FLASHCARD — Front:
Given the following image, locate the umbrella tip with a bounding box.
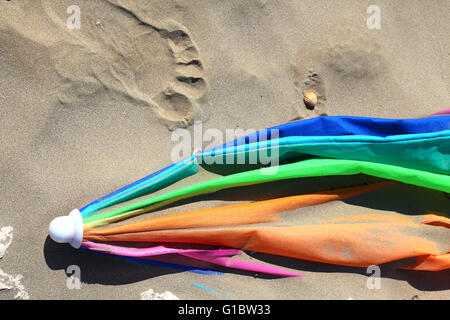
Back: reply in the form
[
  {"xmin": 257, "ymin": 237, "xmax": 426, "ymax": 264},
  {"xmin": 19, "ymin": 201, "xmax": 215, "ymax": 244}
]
[{"xmin": 49, "ymin": 209, "xmax": 83, "ymax": 249}]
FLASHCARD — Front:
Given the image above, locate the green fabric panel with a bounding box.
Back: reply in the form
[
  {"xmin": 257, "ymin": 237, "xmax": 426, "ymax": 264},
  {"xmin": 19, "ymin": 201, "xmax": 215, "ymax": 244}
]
[{"xmin": 83, "ymin": 158, "xmax": 450, "ymax": 224}]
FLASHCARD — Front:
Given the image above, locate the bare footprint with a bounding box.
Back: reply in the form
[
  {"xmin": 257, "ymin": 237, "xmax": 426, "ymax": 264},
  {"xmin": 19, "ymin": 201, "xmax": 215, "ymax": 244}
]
[
  {"xmin": 153, "ymin": 85, "xmax": 198, "ymax": 130},
  {"xmin": 300, "ymin": 70, "xmax": 327, "ymax": 114},
  {"xmin": 292, "ymin": 65, "xmax": 328, "ymax": 119},
  {"xmin": 40, "ymin": 1, "xmax": 208, "ymax": 130}
]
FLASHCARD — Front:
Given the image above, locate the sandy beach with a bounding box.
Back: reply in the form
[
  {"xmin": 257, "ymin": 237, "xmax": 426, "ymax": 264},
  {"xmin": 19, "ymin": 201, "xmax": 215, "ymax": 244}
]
[{"xmin": 0, "ymin": 0, "xmax": 449, "ymax": 300}]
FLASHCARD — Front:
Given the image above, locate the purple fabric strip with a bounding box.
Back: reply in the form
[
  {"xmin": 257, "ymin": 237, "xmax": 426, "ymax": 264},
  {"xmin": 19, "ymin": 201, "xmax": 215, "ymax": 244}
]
[{"xmin": 82, "ymin": 242, "xmax": 304, "ymax": 277}]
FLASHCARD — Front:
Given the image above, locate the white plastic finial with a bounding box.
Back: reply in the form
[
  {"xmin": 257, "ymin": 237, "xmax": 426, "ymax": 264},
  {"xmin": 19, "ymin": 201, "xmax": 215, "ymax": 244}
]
[{"xmin": 49, "ymin": 209, "xmax": 83, "ymax": 248}]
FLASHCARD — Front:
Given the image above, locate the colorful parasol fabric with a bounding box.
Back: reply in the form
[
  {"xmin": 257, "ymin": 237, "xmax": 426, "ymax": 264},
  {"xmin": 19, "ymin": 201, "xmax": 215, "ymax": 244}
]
[
  {"xmin": 49, "ymin": 115, "xmax": 450, "ymax": 276},
  {"xmin": 79, "ymin": 115, "xmax": 450, "ymax": 218}
]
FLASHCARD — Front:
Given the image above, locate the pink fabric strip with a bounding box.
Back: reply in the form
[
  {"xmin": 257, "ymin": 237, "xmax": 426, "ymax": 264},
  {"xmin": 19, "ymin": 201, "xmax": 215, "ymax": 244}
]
[
  {"xmin": 82, "ymin": 241, "xmax": 240, "ymax": 257},
  {"xmin": 180, "ymin": 252, "xmax": 304, "ymax": 277},
  {"xmin": 431, "ymin": 109, "xmax": 450, "ymax": 115},
  {"xmin": 82, "ymin": 241, "xmax": 303, "ymax": 277}
]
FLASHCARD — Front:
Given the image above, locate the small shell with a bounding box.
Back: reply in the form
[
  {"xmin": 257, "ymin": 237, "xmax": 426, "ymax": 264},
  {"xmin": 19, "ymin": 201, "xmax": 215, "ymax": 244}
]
[{"xmin": 303, "ymin": 90, "xmax": 318, "ymax": 109}]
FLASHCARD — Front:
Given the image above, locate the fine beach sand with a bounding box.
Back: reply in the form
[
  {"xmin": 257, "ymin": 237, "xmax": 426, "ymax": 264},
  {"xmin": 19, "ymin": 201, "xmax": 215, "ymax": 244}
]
[{"xmin": 0, "ymin": 0, "xmax": 449, "ymax": 299}]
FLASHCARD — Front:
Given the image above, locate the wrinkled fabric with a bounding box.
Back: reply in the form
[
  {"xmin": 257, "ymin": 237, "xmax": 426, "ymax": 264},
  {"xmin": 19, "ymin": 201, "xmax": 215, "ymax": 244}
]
[
  {"xmin": 83, "ymin": 158, "xmax": 450, "ymax": 227},
  {"xmin": 84, "ymin": 182, "xmax": 393, "ymax": 275},
  {"xmin": 202, "ymin": 131, "xmax": 450, "ymax": 175},
  {"xmin": 73, "ymin": 115, "xmax": 450, "ymax": 273},
  {"xmin": 85, "ymin": 214, "xmax": 449, "ymax": 271},
  {"xmin": 85, "ymin": 181, "xmax": 394, "ymax": 233},
  {"xmin": 81, "ymin": 242, "xmax": 303, "ymax": 277},
  {"xmin": 79, "ymin": 116, "xmax": 450, "ymax": 218},
  {"xmin": 219, "ymin": 116, "xmax": 450, "ymax": 148}
]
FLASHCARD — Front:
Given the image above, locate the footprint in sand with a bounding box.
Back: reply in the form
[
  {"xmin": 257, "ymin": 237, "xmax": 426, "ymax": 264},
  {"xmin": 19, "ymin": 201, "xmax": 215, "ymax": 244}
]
[
  {"xmin": 291, "ymin": 39, "xmax": 329, "ymax": 120},
  {"xmin": 154, "ymin": 24, "xmax": 208, "ymax": 129},
  {"xmin": 40, "ymin": 0, "xmax": 207, "ymax": 130},
  {"xmin": 291, "ymin": 67, "xmax": 328, "ymax": 120},
  {"xmin": 291, "ymin": 35, "xmax": 385, "ymax": 121},
  {"xmin": 299, "ymin": 70, "xmax": 327, "ymax": 115}
]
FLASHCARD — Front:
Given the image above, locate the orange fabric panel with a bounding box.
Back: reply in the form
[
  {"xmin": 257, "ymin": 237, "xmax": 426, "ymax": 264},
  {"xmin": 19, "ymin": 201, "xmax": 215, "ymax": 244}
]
[
  {"xmin": 85, "ymin": 214, "xmax": 446, "ymax": 269},
  {"xmin": 422, "ymin": 212, "xmax": 450, "ymax": 228},
  {"xmin": 402, "ymin": 214, "xmax": 450, "ymax": 271},
  {"xmin": 85, "ymin": 181, "xmax": 394, "ymax": 237},
  {"xmin": 401, "ymin": 253, "xmax": 450, "ymax": 271},
  {"xmin": 324, "ymin": 213, "xmax": 415, "ymax": 224}
]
